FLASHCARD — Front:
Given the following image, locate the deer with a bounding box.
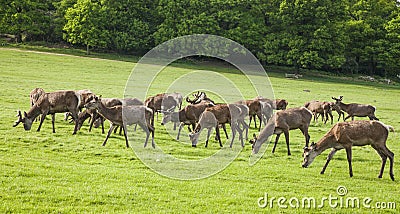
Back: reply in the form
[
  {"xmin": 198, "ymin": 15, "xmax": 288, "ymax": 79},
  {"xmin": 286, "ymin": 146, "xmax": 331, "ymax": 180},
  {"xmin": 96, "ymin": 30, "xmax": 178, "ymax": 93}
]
[
  {"xmin": 146, "ymin": 93, "xmax": 183, "ymax": 126},
  {"xmin": 161, "ymin": 101, "xmax": 215, "ymax": 140},
  {"xmin": 84, "ymin": 96, "xmax": 155, "ymax": 148},
  {"xmin": 13, "ymin": 90, "xmax": 80, "ymax": 133},
  {"xmin": 189, "ymin": 111, "xmax": 218, "ymax": 147},
  {"xmin": 302, "ymin": 120, "xmax": 395, "ymax": 181},
  {"xmin": 64, "ymin": 89, "xmax": 96, "ymax": 122},
  {"xmin": 249, "ymin": 97, "xmax": 288, "ymax": 130},
  {"xmin": 304, "ymin": 100, "xmax": 333, "ymax": 124},
  {"xmin": 190, "ymin": 104, "xmax": 231, "ymax": 147},
  {"xmin": 250, "ymin": 107, "xmax": 313, "ymax": 155},
  {"xmin": 237, "ymin": 99, "xmax": 263, "ymax": 131},
  {"xmin": 332, "ymin": 96, "xmax": 379, "ymax": 121}
]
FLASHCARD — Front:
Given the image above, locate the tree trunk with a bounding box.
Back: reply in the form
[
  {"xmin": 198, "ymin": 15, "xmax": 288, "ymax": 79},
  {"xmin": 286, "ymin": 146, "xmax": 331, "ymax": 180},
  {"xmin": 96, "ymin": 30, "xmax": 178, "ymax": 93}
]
[{"xmin": 86, "ymin": 44, "xmax": 90, "ymax": 55}]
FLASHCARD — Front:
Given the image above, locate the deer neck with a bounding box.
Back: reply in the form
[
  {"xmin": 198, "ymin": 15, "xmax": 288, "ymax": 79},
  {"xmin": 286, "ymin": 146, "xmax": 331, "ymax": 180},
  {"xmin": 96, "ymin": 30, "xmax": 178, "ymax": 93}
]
[
  {"xmin": 96, "ymin": 102, "xmax": 119, "ymax": 121},
  {"xmin": 26, "ymin": 104, "xmax": 42, "ymax": 120},
  {"xmin": 314, "ymin": 134, "xmax": 336, "ymax": 155},
  {"xmin": 338, "ymin": 102, "xmax": 349, "ymax": 112}
]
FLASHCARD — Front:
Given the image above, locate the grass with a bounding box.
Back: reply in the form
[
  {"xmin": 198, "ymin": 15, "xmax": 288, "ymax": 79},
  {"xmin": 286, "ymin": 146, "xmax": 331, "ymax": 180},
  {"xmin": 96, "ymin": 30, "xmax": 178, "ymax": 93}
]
[{"xmin": 0, "ymin": 47, "xmax": 399, "ymax": 213}]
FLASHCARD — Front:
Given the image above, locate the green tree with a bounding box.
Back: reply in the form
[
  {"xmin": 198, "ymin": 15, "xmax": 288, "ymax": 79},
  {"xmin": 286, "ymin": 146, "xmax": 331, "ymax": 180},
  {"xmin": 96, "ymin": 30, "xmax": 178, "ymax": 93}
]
[
  {"xmin": 345, "ymin": 0, "xmax": 398, "ymax": 76},
  {"xmin": 261, "ymin": 0, "xmax": 348, "ymax": 71},
  {"xmin": 0, "ymin": 0, "xmax": 60, "ymax": 42},
  {"xmin": 63, "ymin": 0, "xmax": 110, "ymax": 54}
]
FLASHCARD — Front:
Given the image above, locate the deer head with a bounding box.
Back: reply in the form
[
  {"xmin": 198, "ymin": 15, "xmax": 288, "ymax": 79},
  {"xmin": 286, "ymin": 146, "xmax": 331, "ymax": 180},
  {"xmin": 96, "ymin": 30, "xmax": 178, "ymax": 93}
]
[
  {"xmin": 13, "ymin": 110, "xmax": 33, "ymax": 130},
  {"xmin": 189, "ymin": 131, "xmax": 201, "ymax": 147},
  {"xmin": 302, "ymin": 142, "xmax": 318, "ymax": 168}
]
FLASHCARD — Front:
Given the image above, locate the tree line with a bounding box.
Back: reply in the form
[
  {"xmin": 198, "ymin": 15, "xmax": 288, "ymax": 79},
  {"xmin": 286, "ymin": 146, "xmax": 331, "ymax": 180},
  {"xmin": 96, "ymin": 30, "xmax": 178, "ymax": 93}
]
[{"xmin": 1, "ymin": 0, "xmax": 399, "ymax": 77}]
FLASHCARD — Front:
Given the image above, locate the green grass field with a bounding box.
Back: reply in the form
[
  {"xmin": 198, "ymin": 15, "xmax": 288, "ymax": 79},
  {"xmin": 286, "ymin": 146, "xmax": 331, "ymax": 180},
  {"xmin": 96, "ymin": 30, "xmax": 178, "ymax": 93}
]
[{"xmin": 0, "ymin": 48, "xmax": 399, "ymax": 213}]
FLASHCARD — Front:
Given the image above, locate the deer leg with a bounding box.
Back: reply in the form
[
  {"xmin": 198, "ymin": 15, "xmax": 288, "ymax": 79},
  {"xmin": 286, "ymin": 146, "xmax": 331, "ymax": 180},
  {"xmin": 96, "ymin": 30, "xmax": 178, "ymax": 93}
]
[
  {"xmin": 100, "ymin": 117, "xmax": 105, "ymax": 134},
  {"xmin": 230, "ymin": 123, "xmax": 236, "ymax": 148},
  {"xmin": 299, "ymin": 127, "xmax": 310, "ymax": 147},
  {"xmin": 206, "ymin": 128, "xmax": 213, "ymax": 147},
  {"xmin": 215, "ymin": 125, "xmax": 223, "ymax": 147},
  {"xmin": 176, "ymin": 123, "xmax": 184, "ymax": 140},
  {"xmin": 257, "ymin": 114, "xmax": 263, "ymax": 131},
  {"xmin": 283, "ymin": 130, "xmax": 291, "ymax": 156},
  {"xmin": 241, "ymin": 120, "xmax": 249, "ymax": 140},
  {"xmin": 328, "ymin": 112, "xmax": 333, "ymax": 124},
  {"xmin": 149, "ymin": 124, "xmax": 155, "ymax": 148},
  {"xmin": 345, "ymin": 147, "xmax": 353, "ymax": 177},
  {"xmin": 321, "ymin": 148, "xmax": 338, "ymax": 174},
  {"xmin": 37, "ymin": 112, "xmax": 48, "ymax": 132},
  {"xmin": 89, "ymin": 113, "xmax": 96, "ymax": 132},
  {"xmin": 372, "ymin": 144, "xmax": 392, "ymax": 180},
  {"xmin": 272, "ymin": 134, "xmax": 281, "ymax": 153},
  {"xmin": 343, "ymin": 115, "xmax": 351, "ymax": 121},
  {"xmin": 222, "ymin": 123, "xmax": 229, "ymax": 139},
  {"xmin": 138, "ymin": 122, "xmax": 150, "ymax": 148},
  {"xmin": 103, "ymin": 124, "xmax": 116, "ymax": 146},
  {"xmin": 386, "ymin": 148, "xmax": 395, "ymax": 181},
  {"xmin": 51, "ymin": 114, "xmax": 56, "ymax": 133},
  {"xmin": 249, "ymin": 114, "xmax": 254, "ymax": 128},
  {"xmin": 122, "ymin": 124, "xmax": 129, "ymax": 148},
  {"xmin": 119, "ymin": 126, "xmax": 123, "ymax": 135}
]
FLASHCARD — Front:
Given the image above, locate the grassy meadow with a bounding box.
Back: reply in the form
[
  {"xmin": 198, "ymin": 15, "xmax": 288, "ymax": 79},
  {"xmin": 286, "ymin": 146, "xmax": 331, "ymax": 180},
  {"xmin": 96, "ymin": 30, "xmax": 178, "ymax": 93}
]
[{"xmin": 0, "ymin": 48, "xmax": 399, "ymax": 213}]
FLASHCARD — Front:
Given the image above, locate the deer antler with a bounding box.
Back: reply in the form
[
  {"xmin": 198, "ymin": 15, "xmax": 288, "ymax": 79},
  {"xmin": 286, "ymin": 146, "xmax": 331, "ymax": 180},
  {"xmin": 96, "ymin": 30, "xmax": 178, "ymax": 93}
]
[{"xmin": 13, "ymin": 110, "xmax": 23, "ymax": 127}]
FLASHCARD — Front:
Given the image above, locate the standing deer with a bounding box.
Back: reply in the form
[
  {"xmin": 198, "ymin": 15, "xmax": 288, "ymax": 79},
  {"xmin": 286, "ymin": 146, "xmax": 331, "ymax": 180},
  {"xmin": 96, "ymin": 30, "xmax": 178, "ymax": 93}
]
[
  {"xmin": 332, "ymin": 96, "xmax": 379, "ymax": 121},
  {"xmin": 302, "ymin": 120, "xmax": 395, "ymax": 181},
  {"xmin": 250, "ymin": 107, "xmax": 312, "ymax": 155},
  {"xmin": 13, "ymin": 90, "xmax": 80, "ymax": 133},
  {"xmin": 85, "ymin": 96, "xmax": 155, "ymax": 148}
]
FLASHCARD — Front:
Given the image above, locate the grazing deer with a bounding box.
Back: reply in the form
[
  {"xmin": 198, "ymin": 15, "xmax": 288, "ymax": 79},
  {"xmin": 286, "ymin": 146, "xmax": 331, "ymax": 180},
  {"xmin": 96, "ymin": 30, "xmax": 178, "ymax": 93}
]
[
  {"xmin": 189, "ymin": 111, "xmax": 218, "ymax": 147},
  {"xmin": 302, "ymin": 120, "xmax": 395, "ymax": 181},
  {"xmin": 304, "ymin": 100, "xmax": 333, "ymax": 124},
  {"xmin": 161, "ymin": 101, "xmax": 215, "ymax": 140},
  {"xmin": 85, "ymin": 96, "xmax": 155, "ymax": 148},
  {"xmin": 332, "ymin": 96, "xmax": 379, "ymax": 121},
  {"xmin": 14, "ymin": 90, "xmax": 80, "ymax": 133},
  {"xmin": 250, "ymin": 107, "xmax": 312, "ymax": 155}
]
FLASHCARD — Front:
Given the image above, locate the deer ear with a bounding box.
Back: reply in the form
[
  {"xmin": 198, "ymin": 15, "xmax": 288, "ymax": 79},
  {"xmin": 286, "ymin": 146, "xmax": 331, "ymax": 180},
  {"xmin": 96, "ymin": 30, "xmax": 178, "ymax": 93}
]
[{"xmin": 24, "ymin": 111, "xmax": 28, "ymax": 117}]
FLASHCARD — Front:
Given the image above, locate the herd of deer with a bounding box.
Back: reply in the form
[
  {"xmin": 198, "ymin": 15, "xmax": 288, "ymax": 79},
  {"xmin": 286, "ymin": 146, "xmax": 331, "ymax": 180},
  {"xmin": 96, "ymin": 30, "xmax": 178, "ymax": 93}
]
[{"xmin": 13, "ymin": 88, "xmax": 396, "ymax": 181}]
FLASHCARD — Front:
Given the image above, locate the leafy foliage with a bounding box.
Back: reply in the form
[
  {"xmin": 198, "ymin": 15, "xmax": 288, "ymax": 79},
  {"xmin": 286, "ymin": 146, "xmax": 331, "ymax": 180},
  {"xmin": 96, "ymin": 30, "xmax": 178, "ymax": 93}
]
[{"xmin": 1, "ymin": 0, "xmax": 399, "ymax": 76}]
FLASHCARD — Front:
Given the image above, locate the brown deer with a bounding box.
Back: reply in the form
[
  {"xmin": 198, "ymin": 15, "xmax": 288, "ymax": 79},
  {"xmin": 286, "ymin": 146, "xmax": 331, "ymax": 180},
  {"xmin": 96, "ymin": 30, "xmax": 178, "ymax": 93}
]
[
  {"xmin": 161, "ymin": 101, "xmax": 215, "ymax": 140},
  {"xmin": 302, "ymin": 120, "xmax": 395, "ymax": 181},
  {"xmin": 201, "ymin": 104, "xmax": 231, "ymax": 147},
  {"xmin": 332, "ymin": 96, "xmax": 378, "ymax": 121},
  {"xmin": 85, "ymin": 96, "xmax": 155, "ymax": 148},
  {"xmin": 146, "ymin": 93, "xmax": 183, "ymax": 126},
  {"xmin": 304, "ymin": 100, "xmax": 333, "ymax": 124},
  {"xmin": 14, "ymin": 90, "xmax": 80, "ymax": 133},
  {"xmin": 250, "ymin": 107, "xmax": 312, "ymax": 155}
]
